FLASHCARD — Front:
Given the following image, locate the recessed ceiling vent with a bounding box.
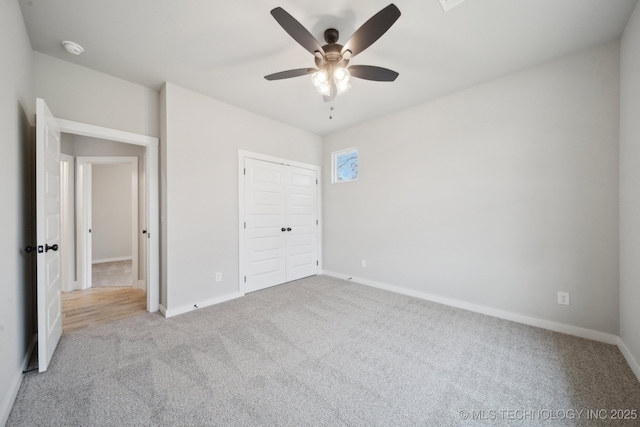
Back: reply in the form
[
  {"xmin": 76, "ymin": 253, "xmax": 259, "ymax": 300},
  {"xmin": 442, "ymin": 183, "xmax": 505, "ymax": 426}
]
[{"xmin": 439, "ymin": 0, "xmax": 468, "ymax": 12}]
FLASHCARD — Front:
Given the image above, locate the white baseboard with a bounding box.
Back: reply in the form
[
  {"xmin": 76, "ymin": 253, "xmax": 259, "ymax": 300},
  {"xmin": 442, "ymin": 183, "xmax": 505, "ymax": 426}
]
[
  {"xmin": 617, "ymin": 338, "xmax": 640, "ymax": 383},
  {"xmin": 159, "ymin": 304, "xmax": 167, "ymax": 317},
  {"xmin": 134, "ymin": 279, "xmax": 146, "ymax": 291},
  {"xmin": 92, "ymin": 256, "xmax": 132, "ymax": 264},
  {"xmin": 162, "ymin": 292, "xmax": 244, "ymax": 318},
  {"xmin": 1, "ymin": 334, "xmax": 37, "ymax": 426},
  {"xmin": 323, "ymin": 271, "xmax": 619, "ymax": 345},
  {"xmin": 63, "ymin": 280, "xmax": 81, "ymax": 293}
]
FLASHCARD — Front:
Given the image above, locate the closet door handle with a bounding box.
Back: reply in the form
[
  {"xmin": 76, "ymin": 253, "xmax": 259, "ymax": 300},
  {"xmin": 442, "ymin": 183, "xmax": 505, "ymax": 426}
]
[
  {"xmin": 287, "ymin": 227, "xmax": 292, "ymax": 232},
  {"xmin": 281, "ymin": 228, "xmax": 286, "ymax": 232},
  {"xmin": 45, "ymin": 244, "xmax": 59, "ymax": 252}
]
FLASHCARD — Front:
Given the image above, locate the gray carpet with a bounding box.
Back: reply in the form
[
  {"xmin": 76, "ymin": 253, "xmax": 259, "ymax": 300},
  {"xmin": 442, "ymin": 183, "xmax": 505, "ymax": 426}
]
[
  {"xmin": 92, "ymin": 260, "xmax": 133, "ymax": 287},
  {"xmin": 8, "ymin": 275, "xmax": 640, "ymax": 426}
]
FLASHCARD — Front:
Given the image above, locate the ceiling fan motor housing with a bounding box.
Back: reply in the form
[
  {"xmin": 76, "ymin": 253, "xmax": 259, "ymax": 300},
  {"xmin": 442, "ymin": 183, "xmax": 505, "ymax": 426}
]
[
  {"xmin": 315, "ymin": 42, "xmax": 349, "ymax": 69},
  {"xmin": 324, "ymin": 28, "xmax": 340, "ymax": 44}
]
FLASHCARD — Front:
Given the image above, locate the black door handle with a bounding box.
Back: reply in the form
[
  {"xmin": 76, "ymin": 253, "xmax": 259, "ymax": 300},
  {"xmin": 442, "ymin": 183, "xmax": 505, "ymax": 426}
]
[
  {"xmin": 45, "ymin": 244, "xmax": 59, "ymax": 252},
  {"xmin": 24, "ymin": 245, "xmax": 36, "ymax": 254},
  {"xmin": 287, "ymin": 227, "xmax": 292, "ymax": 232},
  {"xmin": 281, "ymin": 228, "xmax": 286, "ymax": 232}
]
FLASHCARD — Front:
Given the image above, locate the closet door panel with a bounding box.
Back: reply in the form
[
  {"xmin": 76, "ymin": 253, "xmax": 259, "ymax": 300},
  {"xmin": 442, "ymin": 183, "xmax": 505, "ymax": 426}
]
[
  {"xmin": 286, "ymin": 166, "xmax": 318, "ymax": 282},
  {"xmin": 244, "ymin": 159, "xmax": 287, "ymax": 292}
]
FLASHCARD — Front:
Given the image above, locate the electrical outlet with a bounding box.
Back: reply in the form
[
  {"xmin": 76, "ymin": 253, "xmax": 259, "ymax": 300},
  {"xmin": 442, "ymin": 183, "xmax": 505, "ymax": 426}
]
[
  {"xmin": 361, "ymin": 260, "xmax": 367, "ymax": 268},
  {"xmin": 215, "ymin": 272, "xmax": 222, "ymax": 282},
  {"xmin": 557, "ymin": 292, "xmax": 570, "ymax": 306}
]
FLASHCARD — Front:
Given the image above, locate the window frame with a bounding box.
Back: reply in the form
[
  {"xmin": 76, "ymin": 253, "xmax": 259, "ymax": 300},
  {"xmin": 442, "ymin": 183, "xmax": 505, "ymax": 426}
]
[{"xmin": 331, "ymin": 148, "xmax": 359, "ymax": 183}]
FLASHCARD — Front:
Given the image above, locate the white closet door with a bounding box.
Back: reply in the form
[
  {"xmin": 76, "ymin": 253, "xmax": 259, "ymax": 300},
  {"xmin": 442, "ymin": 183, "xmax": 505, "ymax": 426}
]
[
  {"xmin": 244, "ymin": 158, "xmax": 287, "ymax": 292},
  {"xmin": 243, "ymin": 158, "xmax": 319, "ymax": 292},
  {"xmin": 285, "ymin": 166, "xmax": 318, "ymax": 281}
]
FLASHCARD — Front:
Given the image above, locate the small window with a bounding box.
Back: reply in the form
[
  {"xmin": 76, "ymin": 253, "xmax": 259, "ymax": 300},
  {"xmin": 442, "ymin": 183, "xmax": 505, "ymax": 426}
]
[{"xmin": 332, "ymin": 148, "xmax": 358, "ymax": 183}]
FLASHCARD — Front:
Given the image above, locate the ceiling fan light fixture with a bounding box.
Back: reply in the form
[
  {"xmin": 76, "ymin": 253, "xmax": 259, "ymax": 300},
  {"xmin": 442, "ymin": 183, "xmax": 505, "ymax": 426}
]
[
  {"xmin": 315, "ymin": 81, "xmax": 331, "ymax": 96},
  {"xmin": 312, "ymin": 69, "xmax": 329, "ymax": 87},
  {"xmin": 334, "ymin": 68, "xmax": 351, "ymax": 94},
  {"xmin": 312, "ymin": 70, "xmax": 331, "ymax": 95}
]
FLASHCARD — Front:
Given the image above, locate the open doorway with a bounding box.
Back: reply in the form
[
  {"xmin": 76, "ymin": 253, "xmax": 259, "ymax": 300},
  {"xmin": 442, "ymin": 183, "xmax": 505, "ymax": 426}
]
[
  {"xmin": 58, "ymin": 133, "xmax": 155, "ymax": 332},
  {"xmin": 77, "ymin": 156, "xmax": 140, "ymax": 291},
  {"xmin": 90, "ymin": 162, "xmax": 137, "ymax": 289},
  {"xmin": 90, "ymin": 163, "xmax": 137, "ymax": 288}
]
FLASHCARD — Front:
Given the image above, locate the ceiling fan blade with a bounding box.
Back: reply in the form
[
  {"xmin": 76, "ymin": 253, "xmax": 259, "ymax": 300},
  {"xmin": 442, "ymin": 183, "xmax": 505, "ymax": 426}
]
[
  {"xmin": 271, "ymin": 7, "xmax": 325, "ymax": 56},
  {"xmin": 341, "ymin": 4, "xmax": 401, "ymax": 58},
  {"xmin": 348, "ymin": 65, "xmax": 399, "ymax": 82},
  {"xmin": 264, "ymin": 68, "xmax": 317, "ymax": 81}
]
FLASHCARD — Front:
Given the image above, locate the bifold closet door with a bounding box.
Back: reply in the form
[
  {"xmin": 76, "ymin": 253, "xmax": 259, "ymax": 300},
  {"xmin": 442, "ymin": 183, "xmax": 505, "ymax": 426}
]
[{"xmin": 244, "ymin": 158, "xmax": 318, "ymax": 293}]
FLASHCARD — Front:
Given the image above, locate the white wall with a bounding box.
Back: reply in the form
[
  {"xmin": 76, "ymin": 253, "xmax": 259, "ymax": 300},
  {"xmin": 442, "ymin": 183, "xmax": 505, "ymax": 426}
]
[
  {"xmin": 0, "ymin": 1, "xmax": 34, "ymax": 424},
  {"xmin": 34, "ymin": 52, "xmax": 159, "ymax": 137},
  {"xmin": 92, "ymin": 164, "xmax": 133, "ymax": 262},
  {"xmin": 162, "ymin": 83, "xmax": 322, "ymax": 312},
  {"xmin": 323, "ymin": 42, "xmax": 620, "ymax": 335},
  {"xmin": 619, "ymin": 1, "xmax": 640, "ymax": 375}
]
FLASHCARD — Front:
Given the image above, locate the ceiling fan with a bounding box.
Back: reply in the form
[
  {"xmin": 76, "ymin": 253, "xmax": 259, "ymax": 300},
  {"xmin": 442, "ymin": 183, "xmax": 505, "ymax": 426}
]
[{"xmin": 264, "ymin": 4, "xmax": 401, "ymax": 102}]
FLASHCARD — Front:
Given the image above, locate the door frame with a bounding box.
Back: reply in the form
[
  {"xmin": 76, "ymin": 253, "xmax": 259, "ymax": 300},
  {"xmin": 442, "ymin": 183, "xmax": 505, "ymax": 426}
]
[
  {"xmin": 237, "ymin": 150, "xmax": 323, "ymax": 295},
  {"xmin": 58, "ymin": 119, "xmax": 160, "ymax": 312},
  {"xmin": 60, "ymin": 153, "xmax": 77, "ymax": 292},
  {"xmin": 76, "ymin": 156, "xmax": 139, "ymax": 290}
]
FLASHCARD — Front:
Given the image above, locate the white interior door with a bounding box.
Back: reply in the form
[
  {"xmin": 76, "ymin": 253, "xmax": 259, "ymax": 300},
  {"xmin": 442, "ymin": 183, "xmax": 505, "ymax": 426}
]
[
  {"xmin": 36, "ymin": 98, "xmax": 62, "ymax": 372},
  {"xmin": 286, "ymin": 166, "xmax": 318, "ymax": 281},
  {"xmin": 244, "ymin": 158, "xmax": 318, "ymax": 292},
  {"xmin": 244, "ymin": 158, "xmax": 287, "ymax": 292}
]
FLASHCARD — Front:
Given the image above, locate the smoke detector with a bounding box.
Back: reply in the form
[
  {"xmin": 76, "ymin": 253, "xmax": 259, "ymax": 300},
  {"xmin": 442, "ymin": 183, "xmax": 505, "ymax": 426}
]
[
  {"xmin": 439, "ymin": 0, "xmax": 468, "ymax": 12},
  {"xmin": 61, "ymin": 40, "xmax": 84, "ymax": 55}
]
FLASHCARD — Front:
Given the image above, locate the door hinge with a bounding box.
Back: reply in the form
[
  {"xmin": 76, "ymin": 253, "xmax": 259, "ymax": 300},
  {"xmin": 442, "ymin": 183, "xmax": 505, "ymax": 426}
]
[
  {"xmin": 244, "ymin": 276, "xmax": 246, "ymax": 283},
  {"xmin": 316, "ymin": 179, "xmax": 318, "ymax": 185},
  {"xmin": 316, "ymin": 260, "xmax": 319, "ymax": 266},
  {"xmin": 244, "ymin": 222, "xmax": 246, "ymax": 229},
  {"xmin": 244, "ymin": 168, "xmax": 246, "ymax": 175},
  {"xmin": 316, "ymin": 220, "xmax": 318, "ymax": 225}
]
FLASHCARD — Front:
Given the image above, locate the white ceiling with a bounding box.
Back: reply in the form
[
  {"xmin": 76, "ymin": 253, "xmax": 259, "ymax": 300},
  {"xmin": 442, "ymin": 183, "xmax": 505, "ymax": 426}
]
[{"xmin": 19, "ymin": 0, "xmax": 638, "ymax": 136}]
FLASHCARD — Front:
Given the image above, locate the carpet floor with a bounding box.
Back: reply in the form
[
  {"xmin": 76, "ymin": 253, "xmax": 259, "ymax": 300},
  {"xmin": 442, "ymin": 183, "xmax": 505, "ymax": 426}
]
[
  {"xmin": 8, "ymin": 275, "xmax": 640, "ymax": 426},
  {"xmin": 92, "ymin": 260, "xmax": 133, "ymax": 287}
]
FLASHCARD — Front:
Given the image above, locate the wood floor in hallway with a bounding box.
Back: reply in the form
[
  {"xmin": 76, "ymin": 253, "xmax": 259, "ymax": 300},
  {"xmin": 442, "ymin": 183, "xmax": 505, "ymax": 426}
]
[{"xmin": 61, "ymin": 287, "xmax": 147, "ymax": 333}]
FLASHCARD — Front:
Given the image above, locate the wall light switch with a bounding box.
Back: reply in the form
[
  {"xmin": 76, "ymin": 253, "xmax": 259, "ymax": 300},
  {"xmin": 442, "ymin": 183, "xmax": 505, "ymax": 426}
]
[
  {"xmin": 361, "ymin": 260, "xmax": 367, "ymax": 268},
  {"xmin": 215, "ymin": 272, "xmax": 222, "ymax": 282}
]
